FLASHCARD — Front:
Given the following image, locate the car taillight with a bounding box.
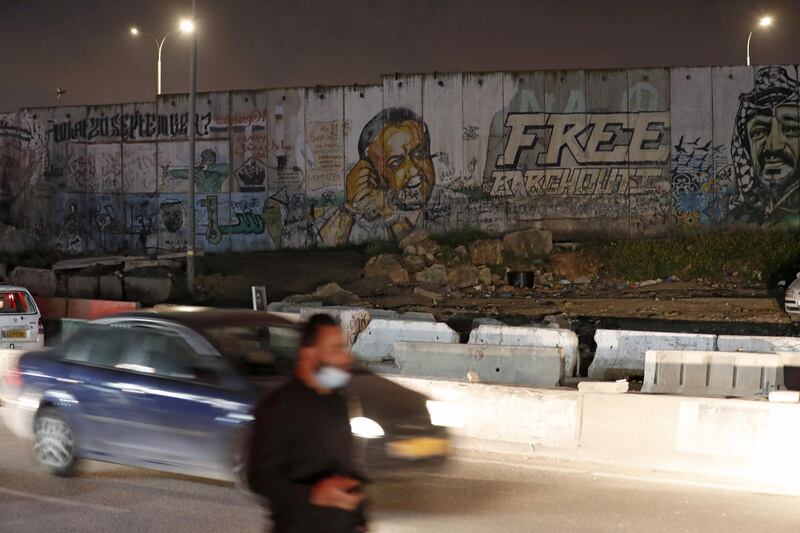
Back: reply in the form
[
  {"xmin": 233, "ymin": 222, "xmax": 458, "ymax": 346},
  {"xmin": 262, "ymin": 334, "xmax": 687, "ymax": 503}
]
[
  {"xmin": 4, "ymin": 364, "xmax": 21, "ymax": 388},
  {"xmin": 38, "ymin": 317, "xmax": 44, "ymax": 336}
]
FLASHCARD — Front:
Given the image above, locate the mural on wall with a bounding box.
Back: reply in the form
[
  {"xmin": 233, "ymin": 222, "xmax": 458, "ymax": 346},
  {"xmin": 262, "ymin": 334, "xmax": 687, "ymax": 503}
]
[
  {"xmin": 728, "ymin": 66, "xmax": 799, "ymax": 227},
  {"xmin": 319, "ymin": 107, "xmax": 437, "ymax": 246},
  {"xmin": 2, "ymin": 65, "xmax": 800, "ymax": 257}
]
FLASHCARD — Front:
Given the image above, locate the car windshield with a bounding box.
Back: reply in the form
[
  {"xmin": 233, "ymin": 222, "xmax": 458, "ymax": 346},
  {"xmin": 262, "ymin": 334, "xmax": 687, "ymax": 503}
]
[
  {"xmin": 0, "ymin": 290, "xmax": 36, "ymax": 314},
  {"xmin": 201, "ymin": 322, "xmax": 299, "ymax": 376}
]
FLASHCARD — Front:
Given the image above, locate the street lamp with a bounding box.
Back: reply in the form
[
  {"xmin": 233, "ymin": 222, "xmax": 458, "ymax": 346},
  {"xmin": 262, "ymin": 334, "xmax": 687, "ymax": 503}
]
[
  {"xmin": 129, "ymin": 19, "xmax": 194, "ymax": 95},
  {"xmin": 747, "ymin": 15, "xmax": 773, "ymax": 66}
]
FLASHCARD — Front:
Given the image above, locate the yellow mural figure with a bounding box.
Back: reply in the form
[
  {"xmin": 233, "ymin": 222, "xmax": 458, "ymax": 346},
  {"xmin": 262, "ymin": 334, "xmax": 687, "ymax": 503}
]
[{"xmin": 320, "ymin": 108, "xmax": 436, "ymax": 245}]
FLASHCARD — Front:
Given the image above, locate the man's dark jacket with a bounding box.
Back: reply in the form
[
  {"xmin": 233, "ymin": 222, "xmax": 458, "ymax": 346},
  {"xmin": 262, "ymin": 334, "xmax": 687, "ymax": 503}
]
[{"xmin": 247, "ymin": 378, "xmax": 366, "ymax": 532}]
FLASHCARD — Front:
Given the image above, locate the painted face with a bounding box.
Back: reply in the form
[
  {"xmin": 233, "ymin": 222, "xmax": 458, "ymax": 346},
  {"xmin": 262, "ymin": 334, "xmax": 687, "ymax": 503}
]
[
  {"xmin": 747, "ymin": 104, "xmax": 800, "ymax": 191},
  {"xmin": 160, "ymin": 200, "xmax": 184, "ymax": 233},
  {"xmin": 367, "ymin": 120, "xmax": 435, "ymax": 211}
]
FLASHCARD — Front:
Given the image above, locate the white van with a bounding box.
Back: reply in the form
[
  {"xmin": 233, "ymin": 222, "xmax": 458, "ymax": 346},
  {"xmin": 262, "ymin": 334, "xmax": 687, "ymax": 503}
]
[{"xmin": 0, "ymin": 286, "xmax": 43, "ymax": 350}]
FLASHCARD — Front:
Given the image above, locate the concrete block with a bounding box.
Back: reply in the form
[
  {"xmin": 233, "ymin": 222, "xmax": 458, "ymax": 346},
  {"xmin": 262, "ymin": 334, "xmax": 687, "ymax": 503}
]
[
  {"xmin": 399, "ymin": 311, "xmax": 435, "ymax": 322},
  {"xmin": 642, "ymin": 350, "xmax": 782, "ymax": 397},
  {"xmin": 395, "ymin": 341, "xmax": 563, "ymax": 386},
  {"xmin": 267, "ymin": 302, "xmax": 302, "ymax": 314},
  {"xmin": 589, "ymin": 329, "xmax": 716, "ymax": 380},
  {"xmin": 99, "ymin": 275, "xmax": 123, "ymax": 301},
  {"xmin": 351, "ymin": 319, "xmax": 459, "ymax": 362},
  {"xmin": 769, "ymin": 390, "xmax": 800, "ymax": 403},
  {"xmin": 33, "ymin": 296, "xmax": 68, "ymax": 320},
  {"xmin": 577, "ymin": 381, "xmax": 629, "ymax": 393},
  {"xmin": 8, "ymin": 267, "xmax": 57, "ymax": 297},
  {"xmin": 468, "ymin": 325, "xmax": 579, "ymax": 377},
  {"xmin": 66, "ymin": 299, "xmax": 139, "ymax": 320},
  {"xmin": 717, "ymin": 335, "xmax": 800, "ymax": 353},
  {"xmin": 67, "ymin": 276, "xmax": 99, "ymax": 299},
  {"xmin": 386, "ymin": 376, "xmax": 580, "ymax": 449},
  {"xmin": 299, "ymin": 306, "xmax": 370, "ymax": 347},
  {"xmin": 124, "ymin": 276, "xmax": 172, "ymax": 305}
]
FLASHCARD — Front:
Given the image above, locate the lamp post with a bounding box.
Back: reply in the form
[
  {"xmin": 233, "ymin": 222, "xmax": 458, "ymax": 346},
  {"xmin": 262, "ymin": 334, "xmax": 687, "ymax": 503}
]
[
  {"xmin": 747, "ymin": 15, "xmax": 773, "ymax": 66},
  {"xmin": 186, "ymin": 1, "xmax": 197, "ymax": 296},
  {"xmin": 130, "ymin": 19, "xmax": 194, "ymax": 95}
]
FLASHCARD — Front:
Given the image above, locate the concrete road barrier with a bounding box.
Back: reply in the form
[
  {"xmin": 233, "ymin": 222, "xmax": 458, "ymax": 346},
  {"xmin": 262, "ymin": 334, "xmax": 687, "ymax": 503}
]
[
  {"xmin": 395, "ymin": 341, "xmax": 563, "ymax": 386},
  {"xmin": 386, "ymin": 376, "xmax": 579, "ymax": 451},
  {"xmin": 589, "ymin": 329, "xmax": 717, "ymax": 380},
  {"xmin": 298, "ymin": 306, "xmax": 370, "ymax": 348},
  {"xmin": 351, "ymin": 319, "xmax": 459, "ymax": 362},
  {"xmin": 717, "ymin": 335, "xmax": 800, "ymax": 353},
  {"xmin": 643, "ymin": 350, "xmax": 782, "ymax": 397},
  {"xmin": 388, "ymin": 376, "xmax": 800, "ymax": 494},
  {"xmin": 468, "ymin": 325, "xmax": 579, "ymax": 378}
]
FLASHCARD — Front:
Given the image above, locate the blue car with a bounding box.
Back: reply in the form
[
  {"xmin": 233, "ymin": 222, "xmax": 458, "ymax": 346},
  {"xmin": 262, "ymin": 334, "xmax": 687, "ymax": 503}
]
[{"xmin": 0, "ymin": 309, "xmax": 449, "ymax": 481}]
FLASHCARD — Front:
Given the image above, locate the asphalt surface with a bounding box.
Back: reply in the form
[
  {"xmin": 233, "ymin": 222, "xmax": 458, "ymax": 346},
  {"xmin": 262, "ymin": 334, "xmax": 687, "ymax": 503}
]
[{"xmin": 1, "ymin": 423, "xmax": 799, "ymax": 532}]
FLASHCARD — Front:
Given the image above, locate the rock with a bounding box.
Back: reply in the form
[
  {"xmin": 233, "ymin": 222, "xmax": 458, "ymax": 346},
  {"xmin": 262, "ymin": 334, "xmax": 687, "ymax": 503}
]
[
  {"xmin": 8, "ymin": 267, "xmax": 57, "ymax": 297},
  {"xmin": 454, "ymin": 245, "xmax": 469, "ymax": 260},
  {"xmin": 125, "ymin": 276, "xmax": 172, "ymax": 305},
  {"xmin": 415, "ymin": 264, "xmax": 448, "ymax": 286},
  {"xmin": 543, "ymin": 313, "xmax": 572, "ymax": 330},
  {"xmin": 416, "ymin": 239, "xmax": 441, "ymax": 256},
  {"xmin": 472, "ymin": 317, "xmax": 504, "ymax": 328},
  {"xmin": 403, "ymin": 245, "xmax": 418, "ymax": 256},
  {"xmin": 491, "ymin": 274, "xmax": 504, "ymax": 285},
  {"xmin": 363, "ymin": 254, "xmax": 411, "ymax": 285},
  {"xmin": 468, "ymin": 239, "xmax": 504, "ymax": 265},
  {"xmin": 574, "ymin": 275, "xmax": 592, "ymax": 285},
  {"xmin": 547, "ymin": 251, "xmax": 599, "ymax": 281},
  {"xmin": 447, "ymin": 264, "xmax": 480, "ymax": 288},
  {"xmin": 424, "ymin": 253, "xmax": 437, "ymax": 266},
  {"xmin": 399, "ymin": 229, "xmax": 429, "ymax": 250},
  {"xmin": 413, "ymin": 286, "xmax": 442, "ymax": 301},
  {"xmin": 503, "ymin": 228, "xmax": 553, "ymax": 258},
  {"xmin": 0, "ymin": 224, "xmax": 36, "ymax": 254},
  {"xmin": 478, "ymin": 266, "xmax": 492, "ymax": 286},
  {"xmin": 402, "ymin": 255, "xmax": 427, "ymax": 273},
  {"xmin": 312, "ymin": 282, "xmax": 360, "ymax": 304}
]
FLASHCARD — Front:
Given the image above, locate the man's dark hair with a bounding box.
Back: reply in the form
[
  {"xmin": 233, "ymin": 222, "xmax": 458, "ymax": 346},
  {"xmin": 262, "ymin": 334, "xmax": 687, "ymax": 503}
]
[
  {"xmin": 357, "ymin": 107, "xmax": 430, "ymax": 160},
  {"xmin": 300, "ymin": 313, "xmax": 338, "ymax": 347}
]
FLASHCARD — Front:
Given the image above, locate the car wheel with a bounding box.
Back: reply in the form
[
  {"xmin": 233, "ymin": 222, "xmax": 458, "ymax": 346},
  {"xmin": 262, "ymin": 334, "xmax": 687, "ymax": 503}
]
[{"xmin": 33, "ymin": 407, "xmax": 79, "ymax": 476}]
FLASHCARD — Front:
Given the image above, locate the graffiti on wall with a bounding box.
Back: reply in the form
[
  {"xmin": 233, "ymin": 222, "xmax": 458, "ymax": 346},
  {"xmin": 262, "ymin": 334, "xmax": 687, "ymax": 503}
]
[{"xmin": 2, "ymin": 65, "xmax": 800, "ymax": 257}]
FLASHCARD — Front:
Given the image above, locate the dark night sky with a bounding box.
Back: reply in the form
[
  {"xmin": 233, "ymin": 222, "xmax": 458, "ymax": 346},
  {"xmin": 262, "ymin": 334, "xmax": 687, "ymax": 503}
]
[{"xmin": 2, "ymin": 0, "xmax": 800, "ymax": 112}]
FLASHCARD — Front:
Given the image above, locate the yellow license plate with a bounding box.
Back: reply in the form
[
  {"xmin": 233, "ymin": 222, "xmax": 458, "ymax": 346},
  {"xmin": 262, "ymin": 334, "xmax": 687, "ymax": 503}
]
[
  {"xmin": 3, "ymin": 329, "xmax": 26, "ymax": 339},
  {"xmin": 386, "ymin": 438, "xmax": 449, "ymax": 459}
]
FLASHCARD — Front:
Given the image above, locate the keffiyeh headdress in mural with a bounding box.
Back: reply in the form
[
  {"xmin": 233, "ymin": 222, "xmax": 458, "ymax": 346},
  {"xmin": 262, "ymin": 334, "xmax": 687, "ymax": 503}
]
[{"xmin": 730, "ymin": 66, "xmax": 800, "ymax": 209}]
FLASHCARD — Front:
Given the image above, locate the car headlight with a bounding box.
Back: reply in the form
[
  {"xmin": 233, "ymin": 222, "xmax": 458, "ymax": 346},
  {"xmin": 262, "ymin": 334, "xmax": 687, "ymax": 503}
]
[
  {"xmin": 349, "ymin": 417, "xmax": 385, "ymax": 438},
  {"xmin": 426, "ymin": 400, "xmax": 466, "ymax": 428}
]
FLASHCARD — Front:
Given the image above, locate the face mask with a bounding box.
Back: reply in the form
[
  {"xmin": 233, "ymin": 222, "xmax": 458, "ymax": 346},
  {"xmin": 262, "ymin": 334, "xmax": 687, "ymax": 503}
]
[{"xmin": 315, "ymin": 366, "xmax": 351, "ymax": 389}]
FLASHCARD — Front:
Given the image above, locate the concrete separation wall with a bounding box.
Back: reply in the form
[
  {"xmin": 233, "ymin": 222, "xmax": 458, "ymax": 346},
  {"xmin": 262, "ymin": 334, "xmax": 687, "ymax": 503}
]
[
  {"xmin": 395, "ymin": 341, "xmax": 563, "ymax": 386},
  {"xmin": 642, "ymin": 350, "xmax": 782, "ymax": 397},
  {"xmin": 468, "ymin": 324, "xmax": 579, "ymax": 378},
  {"xmin": 589, "ymin": 329, "xmax": 717, "ymax": 380},
  {"xmin": 388, "ymin": 376, "xmax": 800, "ymax": 494},
  {"xmin": 351, "ymin": 319, "xmax": 459, "ymax": 362}
]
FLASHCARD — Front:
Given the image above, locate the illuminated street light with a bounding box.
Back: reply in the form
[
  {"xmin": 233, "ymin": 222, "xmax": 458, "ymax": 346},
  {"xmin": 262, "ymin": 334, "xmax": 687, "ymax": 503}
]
[
  {"xmin": 747, "ymin": 15, "xmax": 774, "ymax": 66},
  {"xmin": 129, "ymin": 19, "xmax": 195, "ymax": 95}
]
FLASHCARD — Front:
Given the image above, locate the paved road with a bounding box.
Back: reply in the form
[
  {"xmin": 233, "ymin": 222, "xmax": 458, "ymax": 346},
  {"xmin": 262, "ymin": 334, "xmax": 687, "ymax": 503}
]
[{"xmin": 1, "ymin": 424, "xmax": 798, "ymax": 533}]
